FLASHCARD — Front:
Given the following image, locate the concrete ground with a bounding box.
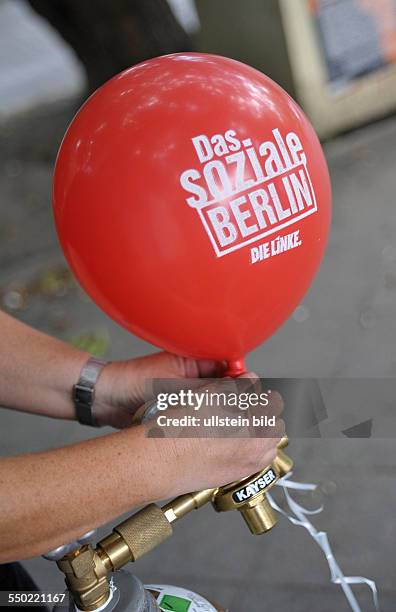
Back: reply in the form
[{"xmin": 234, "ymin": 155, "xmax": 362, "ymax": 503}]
[{"xmin": 0, "ymin": 2, "xmax": 396, "ymax": 611}]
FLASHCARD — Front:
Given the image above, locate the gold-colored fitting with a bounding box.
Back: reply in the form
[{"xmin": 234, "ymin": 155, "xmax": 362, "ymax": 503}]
[
  {"xmin": 98, "ymin": 503, "xmax": 173, "ymax": 570},
  {"xmin": 162, "ymin": 489, "xmax": 217, "ymax": 523},
  {"xmin": 56, "ymin": 438, "xmax": 292, "ymax": 610},
  {"xmin": 211, "ymin": 437, "xmax": 293, "ymax": 534},
  {"xmin": 56, "ymin": 546, "xmax": 110, "ymax": 611},
  {"xmin": 239, "ymin": 495, "xmax": 277, "ymax": 534},
  {"xmin": 58, "ymin": 505, "xmax": 175, "ymax": 610}
]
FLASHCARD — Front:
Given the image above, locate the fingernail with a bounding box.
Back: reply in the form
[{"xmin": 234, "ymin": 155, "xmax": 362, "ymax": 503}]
[{"xmin": 237, "ymin": 371, "xmax": 258, "ymax": 380}]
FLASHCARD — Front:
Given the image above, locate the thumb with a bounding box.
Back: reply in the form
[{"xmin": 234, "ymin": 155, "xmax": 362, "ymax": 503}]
[{"xmin": 132, "ymin": 351, "xmax": 225, "ymax": 379}]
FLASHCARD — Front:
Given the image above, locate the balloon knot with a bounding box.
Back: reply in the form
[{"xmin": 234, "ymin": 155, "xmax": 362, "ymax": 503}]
[{"xmin": 225, "ymin": 358, "xmax": 246, "ymax": 377}]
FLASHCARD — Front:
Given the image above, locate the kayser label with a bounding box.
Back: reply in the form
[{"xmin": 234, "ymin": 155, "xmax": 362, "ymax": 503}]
[
  {"xmin": 232, "ymin": 468, "xmax": 277, "ymax": 503},
  {"xmin": 179, "ymin": 128, "xmax": 317, "ymax": 260}
]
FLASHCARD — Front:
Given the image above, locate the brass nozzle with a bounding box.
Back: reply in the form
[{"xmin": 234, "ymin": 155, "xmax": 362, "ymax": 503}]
[
  {"xmin": 240, "ymin": 495, "xmax": 278, "ymax": 534},
  {"xmin": 211, "ymin": 436, "xmax": 293, "ymax": 534}
]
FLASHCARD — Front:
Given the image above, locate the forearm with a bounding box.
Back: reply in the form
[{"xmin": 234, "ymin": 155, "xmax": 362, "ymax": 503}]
[
  {"xmin": 0, "ymin": 310, "xmax": 88, "ymax": 419},
  {"xmin": 0, "ymin": 426, "xmax": 182, "ymax": 562}
]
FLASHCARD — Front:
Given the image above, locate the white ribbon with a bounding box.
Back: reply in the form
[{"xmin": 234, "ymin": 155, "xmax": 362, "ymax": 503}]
[{"xmin": 267, "ymin": 472, "xmax": 380, "ymax": 612}]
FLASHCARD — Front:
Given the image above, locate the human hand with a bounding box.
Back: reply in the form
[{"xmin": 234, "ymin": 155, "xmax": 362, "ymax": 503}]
[
  {"xmin": 143, "ymin": 373, "xmax": 283, "ymax": 438},
  {"xmin": 137, "ymin": 373, "xmax": 285, "ymax": 492},
  {"xmin": 146, "ymin": 385, "xmax": 285, "ymax": 493},
  {"xmin": 94, "ymin": 351, "xmax": 225, "ymax": 428}
]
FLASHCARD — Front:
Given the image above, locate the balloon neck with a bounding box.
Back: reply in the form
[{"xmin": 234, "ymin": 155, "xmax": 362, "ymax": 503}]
[{"xmin": 225, "ymin": 358, "xmax": 246, "ymax": 378}]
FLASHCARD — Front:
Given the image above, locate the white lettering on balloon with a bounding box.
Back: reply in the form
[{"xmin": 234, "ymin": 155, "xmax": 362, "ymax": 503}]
[{"xmin": 179, "ymin": 128, "xmax": 317, "ymax": 260}]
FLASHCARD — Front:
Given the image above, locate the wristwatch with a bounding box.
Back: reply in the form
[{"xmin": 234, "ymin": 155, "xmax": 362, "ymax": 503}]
[{"xmin": 73, "ymin": 357, "xmax": 108, "ymax": 427}]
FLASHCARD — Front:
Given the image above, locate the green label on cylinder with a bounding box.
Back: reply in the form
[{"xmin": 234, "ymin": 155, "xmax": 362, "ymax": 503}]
[{"xmin": 160, "ymin": 594, "xmax": 191, "ymax": 611}]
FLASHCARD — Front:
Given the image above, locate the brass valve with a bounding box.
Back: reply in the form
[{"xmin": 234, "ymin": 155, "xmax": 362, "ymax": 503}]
[
  {"xmin": 55, "ymin": 438, "xmax": 292, "ymax": 610},
  {"xmin": 56, "ymin": 546, "xmax": 110, "ymax": 611},
  {"xmin": 211, "ymin": 437, "xmax": 293, "ymax": 534}
]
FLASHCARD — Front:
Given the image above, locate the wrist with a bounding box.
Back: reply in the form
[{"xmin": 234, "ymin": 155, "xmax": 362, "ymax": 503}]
[
  {"xmin": 93, "ymin": 360, "xmax": 144, "ymax": 428},
  {"xmin": 92, "ymin": 361, "xmax": 126, "ymax": 426},
  {"xmin": 0, "ymin": 311, "xmax": 91, "ymax": 420},
  {"xmin": 52, "ymin": 348, "xmax": 91, "ymax": 420},
  {"xmin": 73, "ymin": 356, "xmax": 110, "ymax": 426},
  {"xmin": 142, "ymin": 436, "xmax": 193, "ymax": 501},
  {"xmin": 23, "ymin": 346, "xmax": 90, "ymax": 421}
]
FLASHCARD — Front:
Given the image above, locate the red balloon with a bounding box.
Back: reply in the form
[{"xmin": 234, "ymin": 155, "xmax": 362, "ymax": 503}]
[{"xmin": 53, "ymin": 53, "xmax": 331, "ymax": 368}]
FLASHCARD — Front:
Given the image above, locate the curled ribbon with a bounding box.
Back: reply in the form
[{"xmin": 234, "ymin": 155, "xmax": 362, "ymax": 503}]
[{"xmin": 267, "ymin": 472, "xmax": 380, "ymax": 612}]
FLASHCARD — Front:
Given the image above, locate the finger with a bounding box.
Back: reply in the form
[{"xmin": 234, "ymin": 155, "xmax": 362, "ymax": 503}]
[
  {"xmin": 268, "ymin": 391, "xmax": 284, "ymax": 415},
  {"xmin": 183, "ymin": 357, "xmax": 227, "ymax": 378}
]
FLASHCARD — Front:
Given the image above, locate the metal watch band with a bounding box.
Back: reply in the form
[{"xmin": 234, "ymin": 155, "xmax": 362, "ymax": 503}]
[
  {"xmin": 73, "ymin": 357, "xmax": 108, "ymax": 427},
  {"xmin": 141, "ymin": 399, "xmax": 161, "ymax": 423}
]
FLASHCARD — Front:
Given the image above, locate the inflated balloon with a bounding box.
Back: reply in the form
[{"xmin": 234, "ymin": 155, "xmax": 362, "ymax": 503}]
[{"xmin": 53, "ymin": 53, "xmax": 331, "ymax": 369}]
